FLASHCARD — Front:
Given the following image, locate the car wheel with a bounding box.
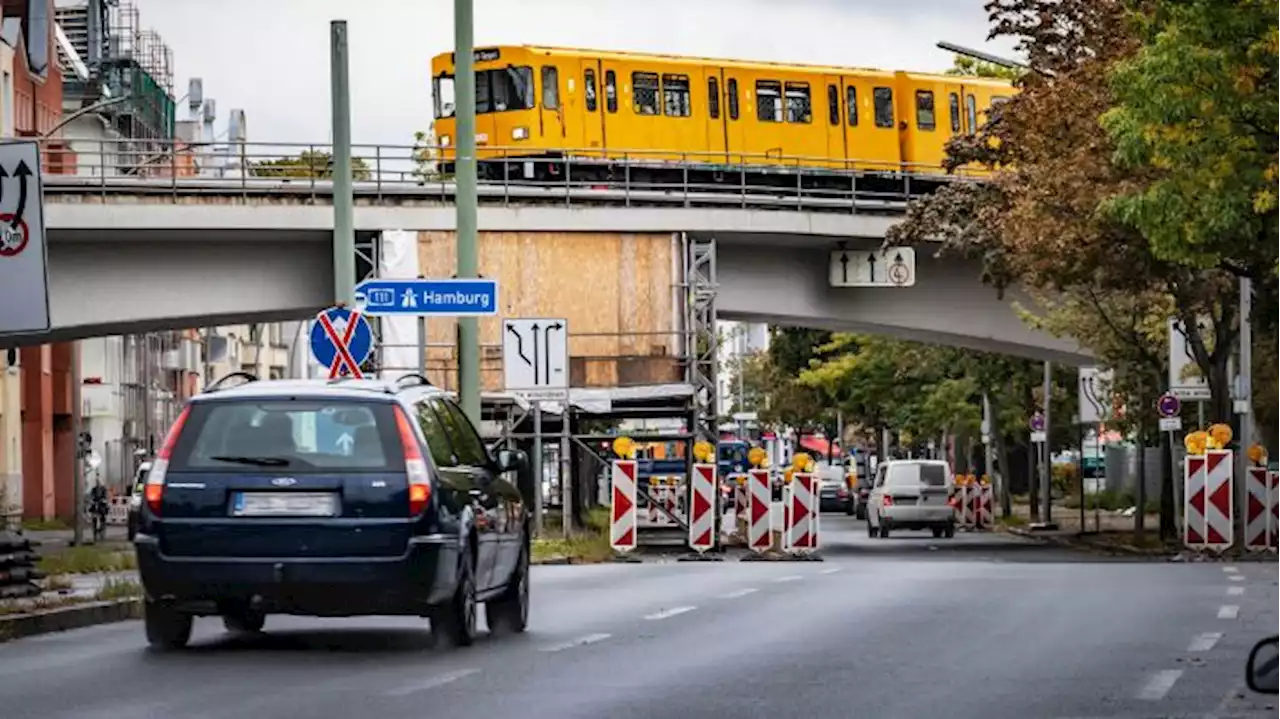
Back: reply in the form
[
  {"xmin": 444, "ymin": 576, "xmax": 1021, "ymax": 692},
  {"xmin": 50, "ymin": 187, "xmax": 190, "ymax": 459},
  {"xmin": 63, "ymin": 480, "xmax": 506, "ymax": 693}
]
[
  {"xmin": 866, "ymin": 519, "xmax": 879, "ymax": 538},
  {"xmin": 434, "ymin": 547, "xmax": 478, "ymax": 647},
  {"xmin": 144, "ymin": 601, "xmax": 192, "ymax": 651},
  {"xmin": 879, "ymin": 524, "xmax": 891, "ymax": 539},
  {"xmin": 944, "ymin": 523, "xmax": 956, "ymax": 539},
  {"xmin": 486, "ymin": 540, "xmax": 529, "ymax": 635},
  {"xmin": 845, "ymin": 501, "xmax": 855, "ymax": 516},
  {"xmin": 931, "ymin": 527, "xmax": 943, "ymax": 539},
  {"xmin": 222, "ymin": 606, "xmax": 266, "ymax": 634}
]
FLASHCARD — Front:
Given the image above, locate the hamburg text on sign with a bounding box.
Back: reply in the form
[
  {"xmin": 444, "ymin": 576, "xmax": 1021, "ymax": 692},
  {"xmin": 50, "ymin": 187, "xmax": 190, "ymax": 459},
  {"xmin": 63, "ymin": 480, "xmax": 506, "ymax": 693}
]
[
  {"xmin": 0, "ymin": 141, "xmax": 49, "ymax": 336},
  {"xmin": 829, "ymin": 247, "xmax": 916, "ymax": 288},
  {"xmin": 502, "ymin": 317, "xmax": 569, "ymax": 400},
  {"xmin": 355, "ymin": 278, "xmax": 499, "ymax": 316}
]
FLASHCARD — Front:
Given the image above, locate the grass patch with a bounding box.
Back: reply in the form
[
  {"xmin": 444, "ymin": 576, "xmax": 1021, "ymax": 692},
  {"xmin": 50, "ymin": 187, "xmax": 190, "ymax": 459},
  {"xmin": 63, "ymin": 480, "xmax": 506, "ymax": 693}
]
[
  {"xmin": 0, "ymin": 594, "xmax": 86, "ymax": 616},
  {"xmin": 997, "ymin": 514, "xmax": 1028, "ymax": 528},
  {"xmin": 21, "ymin": 518, "xmax": 69, "ymax": 532},
  {"xmin": 42, "ymin": 575, "xmax": 73, "ymax": 592},
  {"xmin": 531, "ymin": 535, "xmax": 614, "ymax": 564},
  {"xmin": 38, "ymin": 545, "xmax": 137, "ymax": 575},
  {"xmin": 96, "ymin": 577, "xmax": 143, "ymax": 602}
]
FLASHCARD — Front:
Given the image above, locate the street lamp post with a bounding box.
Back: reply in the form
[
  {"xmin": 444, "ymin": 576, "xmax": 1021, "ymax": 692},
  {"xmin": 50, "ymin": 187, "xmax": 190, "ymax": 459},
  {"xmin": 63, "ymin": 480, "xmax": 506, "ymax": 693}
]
[{"xmin": 454, "ymin": 0, "xmax": 481, "ymax": 425}]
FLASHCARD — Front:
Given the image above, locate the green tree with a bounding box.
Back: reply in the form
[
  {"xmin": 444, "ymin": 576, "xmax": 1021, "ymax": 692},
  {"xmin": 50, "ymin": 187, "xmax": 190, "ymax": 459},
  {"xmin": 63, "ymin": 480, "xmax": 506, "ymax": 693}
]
[
  {"xmin": 253, "ymin": 150, "xmax": 372, "ymax": 180},
  {"xmin": 945, "ymin": 54, "xmax": 1023, "ymax": 81},
  {"xmin": 412, "ymin": 125, "xmax": 443, "ymax": 181}
]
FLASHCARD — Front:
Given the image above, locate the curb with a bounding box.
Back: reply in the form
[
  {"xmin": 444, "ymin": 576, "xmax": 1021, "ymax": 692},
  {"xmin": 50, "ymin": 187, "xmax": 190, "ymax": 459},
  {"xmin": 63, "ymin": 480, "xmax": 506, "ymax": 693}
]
[{"xmin": 0, "ymin": 598, "xmax": 142, "ymax": 643}]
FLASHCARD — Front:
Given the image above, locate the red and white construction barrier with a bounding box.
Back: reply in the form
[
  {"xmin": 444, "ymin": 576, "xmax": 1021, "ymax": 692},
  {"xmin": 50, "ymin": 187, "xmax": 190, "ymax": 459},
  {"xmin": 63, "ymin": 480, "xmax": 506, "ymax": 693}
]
[
  {"xmin": 747, "ymin": 469, "xmax": 772, "ymax": 553},
  {"xmin": 610, "ymin": 459, "xmax": 637, "ymax": 553},
  {"xmin": 646, "ymin": 477, "xmax": 681, "ymax": 524},
  {"xmin": 1244, "ymin": 467, "xmax": 1278, "ymax": 551},
  {"xmin": 973, "ymin": 483, "xmax": 993, "ymax": 530},
  {"xmin": 688, "ymin": 463, "xmax": 716, "ymax": 552},
  {"xmin": 784, "ymin": 472, "xmax": 818, "ymax": 552},
  {"xmin": 1184, "ymin": 450, "xmax": 1233, "ymax": 551}
]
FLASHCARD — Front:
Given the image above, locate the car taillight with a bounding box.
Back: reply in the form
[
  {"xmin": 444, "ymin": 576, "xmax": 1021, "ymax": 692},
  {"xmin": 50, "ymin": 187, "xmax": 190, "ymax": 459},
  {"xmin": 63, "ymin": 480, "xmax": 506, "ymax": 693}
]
[
  {"xmin": 837, "ymin": 487, "xmax": 849, "ymax": 498},
  {"xmin": 882, "ymin": 495, "xmax": 894, "ymax": 507},
  {"xmin": 145, "ymin": 405, "xmax": 191, "ymax": 516},
  {"xmin": 394, "ymin": 406, "xmax": 432, "ymax": 516}
]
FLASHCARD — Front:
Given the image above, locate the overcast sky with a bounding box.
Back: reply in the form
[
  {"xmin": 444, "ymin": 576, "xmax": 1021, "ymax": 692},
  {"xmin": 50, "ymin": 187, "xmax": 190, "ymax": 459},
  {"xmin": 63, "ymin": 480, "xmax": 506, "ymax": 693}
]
[{"xmin": 131, "ymin": 0, "xmax": 1015, "ymax": 147}]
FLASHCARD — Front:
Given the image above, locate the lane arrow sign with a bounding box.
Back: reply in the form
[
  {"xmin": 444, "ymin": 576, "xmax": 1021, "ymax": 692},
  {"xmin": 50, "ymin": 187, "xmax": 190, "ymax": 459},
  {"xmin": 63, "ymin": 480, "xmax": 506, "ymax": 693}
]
[
  {"xmin": 544, "ymin": 321, "xmax": 564, "ymax": 384},
  {"xmin": 839, "ymin": 252, "xmax": 849, "ymax": 283},
  {"xmin": 11, "ymin": 160, "xmax": 30, "ymax": 230},
  {"xmin": 506, "ymin": 323, "xmax": 532, "ymax": 367},
  {"xmin": 530, "ymin": 322, "xmax": 541, "ymax": 385},
  {"xmin": 866, "ymin": 252, "xmax": 877, "ymax": 283}
]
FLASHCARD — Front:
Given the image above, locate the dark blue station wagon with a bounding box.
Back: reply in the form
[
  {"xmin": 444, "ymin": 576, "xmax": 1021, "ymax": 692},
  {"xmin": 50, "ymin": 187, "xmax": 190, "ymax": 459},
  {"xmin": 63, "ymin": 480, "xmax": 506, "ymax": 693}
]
[{"xmin": 134, "ymin": 373, "xmax": 530, "ymax": 650}]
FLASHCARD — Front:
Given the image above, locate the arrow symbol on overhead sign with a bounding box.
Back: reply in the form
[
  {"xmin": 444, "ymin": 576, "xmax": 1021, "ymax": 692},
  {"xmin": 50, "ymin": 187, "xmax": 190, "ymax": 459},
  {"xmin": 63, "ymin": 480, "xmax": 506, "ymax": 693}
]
[
  {"xmin": 506, "ymin": 323, "xmax": 532, "ymax": 368},
  {"xmin": 866, "ymin": 252, "xmax": 877, "ymax": 283},
  {"xmin": 839, "ymin": 252, "xmax": 849, "ymax": 284},
  {"xmin": 531, "ymin": 323, "xmax": 541, "ymax": 385},
  {"xmin": 10, "ymin": 160, "xmax": 30, "ymax": 230},
  {"xmin": 544, "ymin": 321, "xmax": 564, "ymax": 384}
]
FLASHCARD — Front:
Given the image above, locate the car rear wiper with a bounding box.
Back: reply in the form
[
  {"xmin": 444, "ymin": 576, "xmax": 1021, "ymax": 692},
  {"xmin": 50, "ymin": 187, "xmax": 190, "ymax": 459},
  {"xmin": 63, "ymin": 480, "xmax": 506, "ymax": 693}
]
[{"xmin": 209, "ymin": 455, "xmax": 291, "ymax": 467}]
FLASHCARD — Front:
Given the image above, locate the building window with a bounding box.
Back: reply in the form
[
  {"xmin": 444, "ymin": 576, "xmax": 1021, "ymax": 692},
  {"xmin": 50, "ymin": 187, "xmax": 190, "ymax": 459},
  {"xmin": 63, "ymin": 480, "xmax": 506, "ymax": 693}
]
[{"xmin": 633, "ymin": 72, "xmax": 660, "ymax": 115}]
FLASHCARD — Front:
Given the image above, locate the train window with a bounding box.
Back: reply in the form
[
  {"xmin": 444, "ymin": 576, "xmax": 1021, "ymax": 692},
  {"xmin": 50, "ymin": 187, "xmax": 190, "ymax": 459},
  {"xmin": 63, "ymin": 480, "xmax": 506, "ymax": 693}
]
[
  {"xmin": 949, "ymin": 92, "xmax": 961, "ymax": 133},
  {"xmin": 785, "ymin": 82, "xmax": 811, "ymax": 123},
  {"xmin": 827, "ymin": 84, "xmax": 840, "ymax": 126},
  {"xmin": 727, "ymin": 78, "xmax": 740, "ymax": 120},
  {"xmin": 846, "ymin": 86, "xmax": 858, "ymax": 126},
  {"xmin": 584, "ymin": 69, "xmax": 598, "ymax": 112},
  {"xmin": 873, "ymin": 87, "xmax": 894, "ymax": 128},
  {"xmin": 756, "ymin": 80, "xmax": 782, "ymax": 123},
  {"xmin": 433, "ymin": 75, "xmax": 456, "ymax": 119},
  {"xmin": 633, "ymin": 72, "xmax": 660, "ymax": 116},
  {"xmin": 541, "ymin": 66, "xmax": 560, "ymax": 110},
  {"xmin": 708, "ymin": 77, "xmax": 720, "ymax": 119},
  {"xmin": 915, "ymin": 90, "xmax": 935, "ymax": 131},
  {"xmin": 605, "ymin": 70, "xmax": 618, "ymax": 113},
  {"xmin": 662, "ymin": 74, "xmax": 691, "ymax": 117},
  {"xmin": 965, "ymin": 93, "xmax": 977, "ymax": 134}
]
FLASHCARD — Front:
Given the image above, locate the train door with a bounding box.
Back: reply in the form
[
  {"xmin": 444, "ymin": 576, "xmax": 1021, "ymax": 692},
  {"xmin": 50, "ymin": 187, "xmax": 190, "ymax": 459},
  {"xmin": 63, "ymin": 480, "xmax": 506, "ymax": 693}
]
[
  {"xmin": 600, "ymin": 62, "xmax": 625, "ymax": 159},
  {"xmin": 578, "ymin": 60, "xmax": 605, "ymax": 155},
  {"xmin": 705, "ymin": 68, "xmax": 728, "ymax": 162},
  {"xmin": 538, "ymin": 62, "xmax": 565, "ymax": 144},
  {"xmin": 824, "ymin": 75, "xmax": 847, "ymax": 170},
  {"xmin": 722, "ymin": 72, "xmax": 745, "ymax": 164},
  {"xmin": 657, "ymin": 65, "xmax": 697, "ymax": 163}
]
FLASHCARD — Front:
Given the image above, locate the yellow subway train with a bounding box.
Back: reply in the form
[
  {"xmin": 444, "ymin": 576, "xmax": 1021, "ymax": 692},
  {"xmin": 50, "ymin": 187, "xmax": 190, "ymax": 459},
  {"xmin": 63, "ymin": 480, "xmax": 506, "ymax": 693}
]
[{"xmin": 429, "ymin": 45, "xmax": 1013, "ymax": 192}]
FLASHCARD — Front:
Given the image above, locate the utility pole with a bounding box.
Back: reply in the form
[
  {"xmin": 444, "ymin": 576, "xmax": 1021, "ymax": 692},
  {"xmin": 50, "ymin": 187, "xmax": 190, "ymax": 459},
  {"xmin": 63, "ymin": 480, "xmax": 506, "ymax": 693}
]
[
  {"xmin": 454, "ymin": 0, "xmax": 481, "ymax": 425},
  {"xmin": 1041, "ymin": 361, "xmax": 1053, "ymax": 525},
  {"xmin": 1235, "ymin": 276, "xmax": 1253, "ymax": 546},
  {"xmin": 330, "ymin": 20, "xmax": 355, "ymax": 307}
]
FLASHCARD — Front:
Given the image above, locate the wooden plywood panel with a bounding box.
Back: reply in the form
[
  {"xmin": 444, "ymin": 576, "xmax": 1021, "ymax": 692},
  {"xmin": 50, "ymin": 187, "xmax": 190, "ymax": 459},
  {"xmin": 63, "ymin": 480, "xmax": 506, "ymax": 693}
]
[{"xmin": 415, "ymin": 231, "xmax": 675, "ymax": 391}]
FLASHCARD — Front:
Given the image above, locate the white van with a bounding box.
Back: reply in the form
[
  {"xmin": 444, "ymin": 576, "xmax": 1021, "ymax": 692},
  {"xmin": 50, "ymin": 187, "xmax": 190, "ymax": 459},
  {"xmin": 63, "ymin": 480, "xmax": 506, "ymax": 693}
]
[{"xmin": 866, "ymin": 459, "xmax": 955, "ymax": 539}]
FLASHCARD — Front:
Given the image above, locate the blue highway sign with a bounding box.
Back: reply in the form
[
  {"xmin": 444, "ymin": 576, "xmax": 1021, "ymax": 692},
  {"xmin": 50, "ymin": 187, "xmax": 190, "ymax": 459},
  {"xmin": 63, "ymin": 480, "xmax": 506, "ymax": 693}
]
[
  {"xmin": 355, "ymin": 278, "xmax": 499, "ymax": 316},
  {"xmin": 310, "ymin": 306, "xmax": 374, "ymax": 378}
]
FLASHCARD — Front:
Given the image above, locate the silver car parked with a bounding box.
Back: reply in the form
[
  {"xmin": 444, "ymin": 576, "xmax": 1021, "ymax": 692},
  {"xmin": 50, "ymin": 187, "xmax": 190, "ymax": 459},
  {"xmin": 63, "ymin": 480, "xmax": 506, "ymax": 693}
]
[{"xmin": 866, "ymin": 460, "xmax": 955, "ymax": 539}]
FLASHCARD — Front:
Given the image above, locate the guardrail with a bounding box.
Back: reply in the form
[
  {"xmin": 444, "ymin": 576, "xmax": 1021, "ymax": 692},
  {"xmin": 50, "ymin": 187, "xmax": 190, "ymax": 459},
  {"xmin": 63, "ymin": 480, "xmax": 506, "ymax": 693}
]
[{"xmin": 38, "ymin": 138, "xmax": 981, "ymax": 214}]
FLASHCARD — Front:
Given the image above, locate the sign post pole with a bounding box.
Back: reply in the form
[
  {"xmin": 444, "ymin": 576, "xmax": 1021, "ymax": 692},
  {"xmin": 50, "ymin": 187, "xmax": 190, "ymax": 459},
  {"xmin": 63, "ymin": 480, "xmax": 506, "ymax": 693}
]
[
  {"xmin": 329, "ymin": 21, "xmax": 355, "ymax": 307},
  {"xmin": 1157, "ymin": 392, "xmax": 1184, "ymax": 536},
  {"xmin": 453, "ymin": 0, "xmax": 481, "ymax": 426},
  {"xmin": 532, "ymin": 401, "xmax": 543, "ymax": 537}
]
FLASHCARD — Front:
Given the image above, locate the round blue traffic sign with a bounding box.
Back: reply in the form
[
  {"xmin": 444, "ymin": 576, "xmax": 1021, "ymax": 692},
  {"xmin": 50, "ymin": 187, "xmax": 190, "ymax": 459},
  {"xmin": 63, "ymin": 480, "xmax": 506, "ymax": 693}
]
[
  {"xmin": 309, "ymin": 306, "xmax": 374, "ymax": 376},
  {"xmin": 1156, "ymin": 392, "xmax": 1181, "ymax": 419},
  {"xmin": 1029, "ymin": 412, "xmax": 1046, "ymax": 433}
]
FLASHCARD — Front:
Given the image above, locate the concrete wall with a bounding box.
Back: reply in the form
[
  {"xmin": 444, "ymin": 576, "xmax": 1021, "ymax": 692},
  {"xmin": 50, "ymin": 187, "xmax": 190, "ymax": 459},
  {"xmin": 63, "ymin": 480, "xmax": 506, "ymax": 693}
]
[{"xmin": 416, "ymin": 230, "xmax": 681, "ymax": 391}]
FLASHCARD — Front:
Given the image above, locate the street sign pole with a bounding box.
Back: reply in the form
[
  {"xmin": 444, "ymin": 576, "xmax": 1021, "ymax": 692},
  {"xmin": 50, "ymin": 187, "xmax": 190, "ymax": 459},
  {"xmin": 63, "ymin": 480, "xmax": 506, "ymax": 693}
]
[
  {"xmin": 454, "ymin": 0, "xmax": 481, "ymax": 426},
  {"xmin": 1041, "ymin": 361, "xmax": 1052, "ymax": 525},
  {"xmin": 330, "ymin": 20, "xmax": 355, "ymax": 307},
  {"xmin": 532, "ymin": 401, "xmax": 543, "ymax": 537},
  {"xmin": 1236, "ymin": 276, "xmax": 1253, "ymax": 548}
]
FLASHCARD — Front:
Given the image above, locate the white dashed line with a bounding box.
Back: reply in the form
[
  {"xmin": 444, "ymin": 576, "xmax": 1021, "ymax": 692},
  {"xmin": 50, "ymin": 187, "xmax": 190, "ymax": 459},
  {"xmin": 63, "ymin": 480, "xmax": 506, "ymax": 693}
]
[
  {"xmin": 1187, "ymin": 632, "xmax": 1222, "ymax": 652},
  {"xmin": 718, "ymin": 587, "xmax": 759, "ymax": 599},
  {"xmin": 1228, "ymin": 575, "xmax": 1245, "ymax": 582},
  {"xmin": 1217, "ymin": 605, "xmax": 1240, "ymax": 620},
  {"xmin": 819, "ymin": 567, "xmax": 841, "ymax": 575},
  {"xmin": 1222, "ymin": 566, "xmax": 1239, "ymax": 573},
  {"xmin": 773, "ymin": 575, "xmax": 803, "ymax": 583},
  {"xmin": 1137, "ymin": 669, "xmax": 1183, "ymax": 700},
  {"xmin": 385, "ymin": 668, "xmax": 480, "ymax": 696},
  {"xmin": 644, "ymin": 606, "xmax": 696, "ymax": 621},
  {"xmin": 1226, "ymin": 586, "xmax": 1245, "ymax": 596},
  {"xmin": 540, "ymin": 633, "xmax": 612, "ymax": 653}
]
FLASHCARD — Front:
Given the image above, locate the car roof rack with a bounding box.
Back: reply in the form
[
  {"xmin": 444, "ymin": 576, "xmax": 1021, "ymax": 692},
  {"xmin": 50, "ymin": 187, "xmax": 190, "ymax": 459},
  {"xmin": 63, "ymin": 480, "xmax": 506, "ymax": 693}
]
[{"xmin": 205, "ymin": 371, "xmax": 259, "ymax": 393}]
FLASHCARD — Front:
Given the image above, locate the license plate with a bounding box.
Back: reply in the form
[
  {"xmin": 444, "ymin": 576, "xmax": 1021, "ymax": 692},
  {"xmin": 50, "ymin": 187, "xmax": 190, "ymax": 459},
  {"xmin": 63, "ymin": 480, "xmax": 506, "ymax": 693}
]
[{"xmin": 232, "ymin": 492, "xmax": 338, "ymax": 517}]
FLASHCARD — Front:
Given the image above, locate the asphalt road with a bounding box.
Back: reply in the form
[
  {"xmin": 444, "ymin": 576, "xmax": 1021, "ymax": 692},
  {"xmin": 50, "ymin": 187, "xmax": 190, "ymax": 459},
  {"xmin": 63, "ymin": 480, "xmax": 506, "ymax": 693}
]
[{"xmin": 1, "ymin": 516, "xmax": 1276, "ymax": 719}]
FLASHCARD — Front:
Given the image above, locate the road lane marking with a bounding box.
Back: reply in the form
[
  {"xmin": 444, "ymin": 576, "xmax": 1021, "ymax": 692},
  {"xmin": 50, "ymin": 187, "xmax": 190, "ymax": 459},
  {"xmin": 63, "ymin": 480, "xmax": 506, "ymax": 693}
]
[
  {"xmin": 1222, "ymin": 566, "xmax": 1239, "ymax": 573},
  {"xmin": 1228, "ymin": 575, "xmax": 1244, "ymax": 582},
  {"xmin": 1217, "ymin": 605, "xmax": 1239, "ymax": 620},
  {"xmin": 1137, "ymin": 669, "xmax": 1183, "ymax": 700},
  {"xmin": 540, "ymin": 633, "xmax": 612, "ymax": 653},
  {"xmin": 644, "ymin": 606, "xmax": 696, "ymax": 621},
  {"xmin": 773, "ymin": 575, "xmax": 803, "ymax": 583},
  {"xmin": 1226, "ymin": 586, "xmax": 1245, "ymax": 596},
  {"xmin": 385, "ymin": 668, "xmax": 480, "ymax": 696},
  {"xmin": 718, "ymin": 587, "xmax": 759, "ymax": 599},
  {"xmin": 819, "ymin": 567, "xmax": 841, "ymax": 575},
  {"xmin": 1187, "ymin": 632, "xmax": 1222, "ymax": 652}
]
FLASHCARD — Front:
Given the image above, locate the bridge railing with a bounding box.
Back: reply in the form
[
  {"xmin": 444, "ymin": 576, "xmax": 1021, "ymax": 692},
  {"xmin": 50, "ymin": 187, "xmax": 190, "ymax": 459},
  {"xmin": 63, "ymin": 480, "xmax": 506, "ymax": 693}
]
[{"xmin": 37, "ymin": 137, "xmax": 982, "ymax": 213}]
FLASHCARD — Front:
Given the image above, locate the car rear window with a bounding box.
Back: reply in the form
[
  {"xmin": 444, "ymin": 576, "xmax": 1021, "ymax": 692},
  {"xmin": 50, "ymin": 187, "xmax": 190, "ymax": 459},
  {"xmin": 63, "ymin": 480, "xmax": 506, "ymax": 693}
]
[
  {"xmin": 168, "ymin": 400, "xmax": 405, "ymax": 473},
  {"xmin": 887, "ymin": 463, "xmax": 948, "ymax": 487}
]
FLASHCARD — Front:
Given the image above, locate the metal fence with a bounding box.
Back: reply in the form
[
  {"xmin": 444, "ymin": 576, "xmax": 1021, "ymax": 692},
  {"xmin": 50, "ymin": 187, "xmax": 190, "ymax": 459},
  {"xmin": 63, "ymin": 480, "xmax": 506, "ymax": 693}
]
[{"xmin": 38, "ymin": 137, "xmax": 983, "ymax": 214}]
